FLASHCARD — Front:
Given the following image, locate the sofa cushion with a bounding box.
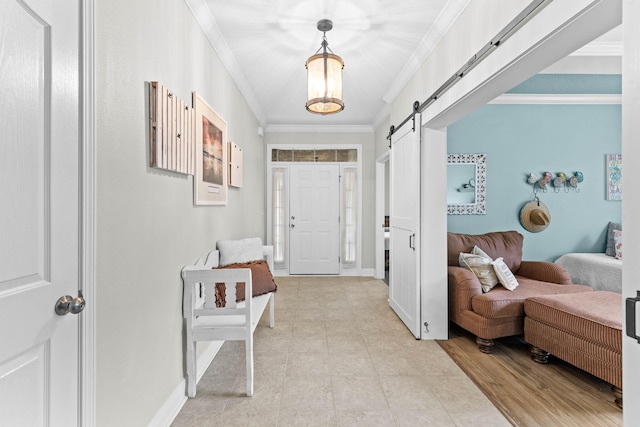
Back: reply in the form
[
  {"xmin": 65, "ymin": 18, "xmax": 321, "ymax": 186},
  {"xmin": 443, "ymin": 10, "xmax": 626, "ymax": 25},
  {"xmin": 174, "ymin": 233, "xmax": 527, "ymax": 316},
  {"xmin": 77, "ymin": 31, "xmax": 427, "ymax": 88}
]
[
  {"xmin": 524, "ymin": 291, "xmax": 621, "ymax": 351},
  {"xmin": 214, "ymin": 260, "xmax": 277, "ymax": 307},
  {"xmin": 605, "ymin": 221, "xmax": 622, "ymax": 257},
  {"xmin": 217, "ymin": 237, "xmax": 263, "ymax": 266},
  {"xmin": 448, "ymin": 231, "xmax": 524, "ymax": 273},
  {"xmin": 613, "ymin": 229, "xmax": 622, "ymax": 259},
  {"xmin": 471, "ymin": 278, "xmax": 592, "ymax": 319},
  {"xmin": 459, "ymin": 246, "xmax": 499, "ymax": 292},
  {"xmin": 491, "ymin": 257, "xmax": 519, "ymax": 290}
]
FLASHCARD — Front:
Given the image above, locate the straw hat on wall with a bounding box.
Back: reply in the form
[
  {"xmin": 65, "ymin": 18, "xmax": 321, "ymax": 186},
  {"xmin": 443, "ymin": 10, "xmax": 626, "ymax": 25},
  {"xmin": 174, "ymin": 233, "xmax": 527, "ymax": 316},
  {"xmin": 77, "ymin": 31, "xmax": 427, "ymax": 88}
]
[{"xmin": 520, "ymin": 199, "xmax": 550, "ymax": 233}]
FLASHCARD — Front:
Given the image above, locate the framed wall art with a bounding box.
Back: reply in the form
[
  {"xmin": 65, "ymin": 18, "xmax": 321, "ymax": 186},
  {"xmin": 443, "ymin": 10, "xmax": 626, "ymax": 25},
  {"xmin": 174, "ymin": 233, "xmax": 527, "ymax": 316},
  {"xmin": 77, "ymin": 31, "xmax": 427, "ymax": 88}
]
[
  {"xmin": 149, "ymin": 82, "xmax": 195, "ymax": 175},
  {"xmin": 606, "ymin": 153, "xmax": 622, "ymax": 201},
  {"xmin": 193, "ymin": 92, "xmax": 227, "ymax": 205}
]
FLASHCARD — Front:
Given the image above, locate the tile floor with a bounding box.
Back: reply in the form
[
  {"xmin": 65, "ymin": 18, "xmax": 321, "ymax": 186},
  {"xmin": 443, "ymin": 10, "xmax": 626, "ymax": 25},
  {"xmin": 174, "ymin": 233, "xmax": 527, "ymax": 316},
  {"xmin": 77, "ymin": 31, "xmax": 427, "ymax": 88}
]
[{"xmin": 171, "ymin": 276, "xmax": 509, "ymax": 426}]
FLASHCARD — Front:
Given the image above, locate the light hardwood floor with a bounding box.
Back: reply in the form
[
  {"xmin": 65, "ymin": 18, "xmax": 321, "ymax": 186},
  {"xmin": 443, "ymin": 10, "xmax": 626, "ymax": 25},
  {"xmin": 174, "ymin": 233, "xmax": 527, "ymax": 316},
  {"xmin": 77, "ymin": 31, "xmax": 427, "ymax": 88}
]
[
  {"xmin": 438, "ymin": 325, "xmax": 622, "ymax": 426},
  {"xmin": 171, "ymin": 276, "xmax": 507, "ymax": 426}
]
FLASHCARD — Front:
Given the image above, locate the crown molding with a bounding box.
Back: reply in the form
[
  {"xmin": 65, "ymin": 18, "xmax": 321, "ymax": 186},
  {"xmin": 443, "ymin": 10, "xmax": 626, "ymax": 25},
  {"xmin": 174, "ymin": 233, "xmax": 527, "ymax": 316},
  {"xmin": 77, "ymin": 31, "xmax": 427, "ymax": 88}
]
[
  {"xmin": 490, "ymin": 93, "xmax": 621, "ymax": 104},
  {"xmin": 265, "ymin": 125, "xmax": 374, "ymax": 133},
  {"xmin": 570, "ymin": 41, "xmax": 623, "ymax": 57},
  {"xmin": 371, "ymin": 103, "xmax": 392, "ymax": 131},
  {"xmin": 185, "ymin": 0, "xmax": 266, "ymax": 126},
  {"xmin": 382, "ymin": 0, "xmax": 471, "ymax": 104}
]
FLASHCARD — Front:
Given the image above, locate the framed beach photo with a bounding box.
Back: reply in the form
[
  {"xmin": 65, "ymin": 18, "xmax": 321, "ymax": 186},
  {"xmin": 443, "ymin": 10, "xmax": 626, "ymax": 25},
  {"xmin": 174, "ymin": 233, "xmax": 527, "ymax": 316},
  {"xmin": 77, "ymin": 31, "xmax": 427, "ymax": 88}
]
[{"xmin": 193, "ymin": 92, "xmax": 227, "ymax": 205}]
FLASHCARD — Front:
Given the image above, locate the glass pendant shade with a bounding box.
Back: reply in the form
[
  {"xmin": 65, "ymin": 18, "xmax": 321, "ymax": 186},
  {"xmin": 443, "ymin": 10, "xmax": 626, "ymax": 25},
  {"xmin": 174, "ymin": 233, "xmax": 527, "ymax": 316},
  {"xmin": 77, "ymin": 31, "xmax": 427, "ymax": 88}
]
[{"xmin": 305, "ymin": 52, "xmax": 344, "ymax": 114}]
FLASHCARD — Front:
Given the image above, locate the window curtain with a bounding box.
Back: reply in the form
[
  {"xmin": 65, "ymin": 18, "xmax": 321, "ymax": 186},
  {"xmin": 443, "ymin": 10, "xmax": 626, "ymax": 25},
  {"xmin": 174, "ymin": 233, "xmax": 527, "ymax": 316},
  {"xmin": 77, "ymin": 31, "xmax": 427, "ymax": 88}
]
[
  {"xmin": 342, "ymin": 168, "xmax": 358, "ymax": 266},
  {"xmin": 272, "ymin": 168, "xmax": 286, "ymax": 267}
]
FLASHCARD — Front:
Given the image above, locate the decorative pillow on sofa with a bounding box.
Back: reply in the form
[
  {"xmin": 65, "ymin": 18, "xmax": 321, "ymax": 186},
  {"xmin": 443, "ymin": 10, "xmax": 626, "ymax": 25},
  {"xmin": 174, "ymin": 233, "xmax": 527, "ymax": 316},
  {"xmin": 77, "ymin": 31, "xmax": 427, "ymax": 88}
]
[
  {"xmin": 216, "ymin": 237, "xmax": 263, "ymax": 266},
  {"xmin": 448, "ymin": 231, "xmax": 523, "ymax": 273},
  {"xmin": 613, "ymin": 229, "xmax": 622, "ymax": 260},
  {"xmin": 606, "ymin": 221, "xmax": 622, "ymax": 257},
  {"xmin": 214, "ymin": 260, "xmax": 277, "ymax": 307},
  {"xmin": 491, "ymin": 257, "xmax": 519, "ymax": 291},
  {"xmin": 459, "ymin": 246, "xmax": 499, "ymax": 293}
]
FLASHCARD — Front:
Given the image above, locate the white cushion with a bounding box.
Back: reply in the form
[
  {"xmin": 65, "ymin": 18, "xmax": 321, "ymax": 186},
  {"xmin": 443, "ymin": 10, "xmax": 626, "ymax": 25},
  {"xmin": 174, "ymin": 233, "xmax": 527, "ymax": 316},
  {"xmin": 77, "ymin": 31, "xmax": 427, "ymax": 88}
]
[
  {"xmin": 491, "ymin": 257, "xmax": 519, "ymax": 291},
  {"xmin": 613, "ymin": 229, "xmax": 622, "ymax": 260},
  {"xmin": 217, "ymin": 237, "xmax": 263, "ymax": 266},
  {"xmin": 459, "ymin": 246, "xmax": 499, "ymax": 293}
]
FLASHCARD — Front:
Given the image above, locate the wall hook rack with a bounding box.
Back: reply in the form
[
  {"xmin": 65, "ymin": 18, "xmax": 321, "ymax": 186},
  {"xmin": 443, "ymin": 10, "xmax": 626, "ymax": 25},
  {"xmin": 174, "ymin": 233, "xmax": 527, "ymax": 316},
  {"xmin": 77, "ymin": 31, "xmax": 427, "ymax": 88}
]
[{"xmin": 527, "ymin": 171, "xmax": 583, "ymax": 194}]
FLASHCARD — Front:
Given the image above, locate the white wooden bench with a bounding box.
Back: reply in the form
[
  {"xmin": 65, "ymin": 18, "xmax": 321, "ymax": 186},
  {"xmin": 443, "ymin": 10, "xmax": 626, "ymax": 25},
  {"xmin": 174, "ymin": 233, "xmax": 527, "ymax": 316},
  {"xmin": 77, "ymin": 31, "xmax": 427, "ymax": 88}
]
[{"xmin": 181, "ymin": 246, "xmax": 275, "ymax": 397}]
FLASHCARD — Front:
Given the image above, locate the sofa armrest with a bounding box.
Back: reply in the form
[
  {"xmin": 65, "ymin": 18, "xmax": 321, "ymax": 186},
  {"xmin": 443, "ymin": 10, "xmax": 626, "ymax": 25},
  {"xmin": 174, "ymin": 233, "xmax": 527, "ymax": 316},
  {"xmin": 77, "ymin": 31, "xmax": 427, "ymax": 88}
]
[
  {"xmin": 448, "ymin": 266, "xmax": 483, "ymax": 313},
  {"xmin": 516, "ymin": 261, "xmax": 572, "ymax": 285}
]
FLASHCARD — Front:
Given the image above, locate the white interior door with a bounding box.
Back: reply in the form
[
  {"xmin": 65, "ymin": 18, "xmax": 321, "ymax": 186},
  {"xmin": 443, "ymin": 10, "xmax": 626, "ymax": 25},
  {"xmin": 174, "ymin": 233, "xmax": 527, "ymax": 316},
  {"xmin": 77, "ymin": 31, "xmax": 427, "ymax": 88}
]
[
  {"xmin": 289, "ymin": 164, "xmax": 340, "ymax": 275},
  {"xmin": 0, "ymin": 0, "xmax": 81, "ymax": 425},
  {"xmin": 389, "ymin": 118, "xmax": 421, "ymax": 338}
]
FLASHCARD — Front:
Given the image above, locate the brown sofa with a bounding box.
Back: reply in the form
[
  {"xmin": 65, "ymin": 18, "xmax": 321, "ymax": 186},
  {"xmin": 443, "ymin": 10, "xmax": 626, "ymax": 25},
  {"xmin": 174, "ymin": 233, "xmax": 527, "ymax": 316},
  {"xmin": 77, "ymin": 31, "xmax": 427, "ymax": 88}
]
[{"xmin": 447, "ymin": 231, "xmax": 593, "ymax": 353}]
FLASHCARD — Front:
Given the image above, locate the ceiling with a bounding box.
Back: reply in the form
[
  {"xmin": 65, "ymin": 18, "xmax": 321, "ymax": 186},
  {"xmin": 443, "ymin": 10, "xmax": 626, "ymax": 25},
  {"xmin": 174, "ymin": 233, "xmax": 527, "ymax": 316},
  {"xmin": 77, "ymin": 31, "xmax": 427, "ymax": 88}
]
[{"xmin": 186, "ymin": 0, "xmax": 622, "ymax": 130}]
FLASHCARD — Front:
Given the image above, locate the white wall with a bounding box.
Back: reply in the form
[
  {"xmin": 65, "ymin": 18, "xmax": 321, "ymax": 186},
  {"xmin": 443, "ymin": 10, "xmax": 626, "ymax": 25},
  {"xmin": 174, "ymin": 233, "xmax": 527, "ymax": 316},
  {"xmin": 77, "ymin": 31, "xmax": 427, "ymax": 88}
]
[
  {"xmin": 622, "ymin": 0, "xmax": 640, "ymax": 423},
  {"xmin": 95, "ymin": 0, "xmax": 265, "ymax": 425},
  {"xmin": 264, "ymin": 131, "xmax": 376, "ymax": 269},
  {"xmin": 390, "ymin": 0, "xmax": 531, "ymax": 125}
]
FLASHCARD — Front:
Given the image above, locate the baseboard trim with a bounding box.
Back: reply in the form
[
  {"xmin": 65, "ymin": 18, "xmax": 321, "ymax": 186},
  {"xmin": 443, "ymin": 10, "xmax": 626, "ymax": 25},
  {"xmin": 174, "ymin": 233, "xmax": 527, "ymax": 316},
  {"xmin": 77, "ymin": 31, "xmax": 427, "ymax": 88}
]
[
  {"xmin": 341, "ymin": 268, "xmax": 375, "ymax": 277},
  {"xmin": 148, "ymin": 341, "xmax": 223, "ymax": 427},
  {"xmin": 273, "ymin": 268, "xmax": 376, "ymax": 277}
]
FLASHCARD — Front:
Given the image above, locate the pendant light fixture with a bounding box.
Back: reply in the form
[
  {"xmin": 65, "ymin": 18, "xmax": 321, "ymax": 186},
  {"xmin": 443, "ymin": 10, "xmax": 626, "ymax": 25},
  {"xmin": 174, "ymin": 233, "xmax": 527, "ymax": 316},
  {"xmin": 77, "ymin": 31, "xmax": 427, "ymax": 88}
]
[{"xmin": 305, "ymin": 19, "xmax": 344, "ymax": 115}]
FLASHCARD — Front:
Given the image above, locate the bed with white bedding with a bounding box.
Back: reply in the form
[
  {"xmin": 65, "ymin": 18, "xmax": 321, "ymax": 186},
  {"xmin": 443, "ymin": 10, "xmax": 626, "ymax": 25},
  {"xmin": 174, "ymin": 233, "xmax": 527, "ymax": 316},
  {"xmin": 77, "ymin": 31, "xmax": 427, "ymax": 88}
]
[{"xmin": 554, "ymin": 252, "xmax": 622, "ymax": 293}]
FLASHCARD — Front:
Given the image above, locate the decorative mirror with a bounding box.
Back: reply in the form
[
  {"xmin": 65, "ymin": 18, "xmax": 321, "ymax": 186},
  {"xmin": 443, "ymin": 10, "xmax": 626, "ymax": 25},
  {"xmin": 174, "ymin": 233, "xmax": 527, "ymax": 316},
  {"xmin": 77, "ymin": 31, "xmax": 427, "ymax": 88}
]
[{"xmin": 447, "ymin": 153, "xmax": 486, "ymax": 215}]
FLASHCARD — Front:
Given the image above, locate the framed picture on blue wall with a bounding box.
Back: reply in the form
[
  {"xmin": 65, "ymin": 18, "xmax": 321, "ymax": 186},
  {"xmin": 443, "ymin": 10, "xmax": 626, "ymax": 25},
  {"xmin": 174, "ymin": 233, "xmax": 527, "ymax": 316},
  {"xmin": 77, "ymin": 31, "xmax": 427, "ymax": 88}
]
[{"xmin": 606, "ymin": 154, "xmax": 622, "ymax": 201}]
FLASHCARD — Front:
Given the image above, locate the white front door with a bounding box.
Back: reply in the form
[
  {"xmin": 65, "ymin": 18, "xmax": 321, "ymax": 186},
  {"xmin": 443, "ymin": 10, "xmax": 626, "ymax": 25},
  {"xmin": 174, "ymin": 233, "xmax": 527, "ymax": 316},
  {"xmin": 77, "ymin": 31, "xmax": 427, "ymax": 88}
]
[
  {"xmin": 389, "ymin": 119, "xmax": 421, "ymax": 338},
  {"xmin": 0, "ymin": 0, "xmax": 81, "ymax": 425},
  {"xmin": 289, "ymin": 164, "xmax": 340, "ymax": 275}
]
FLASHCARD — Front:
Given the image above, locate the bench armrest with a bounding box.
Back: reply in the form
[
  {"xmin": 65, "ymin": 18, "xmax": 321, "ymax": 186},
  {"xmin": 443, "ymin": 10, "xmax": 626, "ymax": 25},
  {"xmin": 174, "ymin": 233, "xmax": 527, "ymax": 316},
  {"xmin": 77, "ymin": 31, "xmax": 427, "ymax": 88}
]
[{"xmin": 516, "ymin": 261, "xmax": 572, "ymax": 284}]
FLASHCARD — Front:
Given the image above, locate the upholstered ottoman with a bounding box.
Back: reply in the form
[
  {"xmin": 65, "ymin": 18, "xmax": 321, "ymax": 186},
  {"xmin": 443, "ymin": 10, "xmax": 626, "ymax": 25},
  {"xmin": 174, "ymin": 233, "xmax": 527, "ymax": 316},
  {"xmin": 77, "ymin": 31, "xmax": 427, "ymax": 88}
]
[{"xmin": 524, "ymin": 291, "xmax": 622, "ymax": 408}]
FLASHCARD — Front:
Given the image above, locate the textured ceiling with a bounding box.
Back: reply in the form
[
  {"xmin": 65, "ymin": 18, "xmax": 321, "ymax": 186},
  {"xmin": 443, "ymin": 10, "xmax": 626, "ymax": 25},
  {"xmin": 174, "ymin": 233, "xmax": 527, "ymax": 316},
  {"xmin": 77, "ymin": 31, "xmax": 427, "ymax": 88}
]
[
  {"xmin": 188, "ymin": 0, "xmax": 468, "ymax": 129},
  {"xmin": 186, "ymin": 1, "xmax": 622, "ymax": 130}
]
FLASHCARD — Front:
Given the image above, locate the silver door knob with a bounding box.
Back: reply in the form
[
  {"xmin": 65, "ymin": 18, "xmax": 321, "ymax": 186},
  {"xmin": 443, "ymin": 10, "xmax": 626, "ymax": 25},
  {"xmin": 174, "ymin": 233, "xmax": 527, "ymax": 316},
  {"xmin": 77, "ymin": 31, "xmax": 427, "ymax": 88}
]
[
  {"xmin": 55, "ymin": 291, "xmax": 86, "ymax": 316},
  {"xmin": 290, "ymin": 223, "xmax": 295, "ymax": 228}
]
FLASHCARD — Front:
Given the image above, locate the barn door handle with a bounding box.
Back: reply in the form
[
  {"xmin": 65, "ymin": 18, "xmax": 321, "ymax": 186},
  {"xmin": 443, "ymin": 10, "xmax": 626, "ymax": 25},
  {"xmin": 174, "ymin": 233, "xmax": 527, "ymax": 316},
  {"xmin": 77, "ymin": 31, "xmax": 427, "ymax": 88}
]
[
  {"xmin": 409, "ymin": 233, "xmax": 416, "ymax": 251},
  {"xmin": 55, "ymin": 291, "xmax": 86, "ymax": 316},
  {"xmin": 626, "ymin": 291, "xmax": 640, "ymax": 343}
]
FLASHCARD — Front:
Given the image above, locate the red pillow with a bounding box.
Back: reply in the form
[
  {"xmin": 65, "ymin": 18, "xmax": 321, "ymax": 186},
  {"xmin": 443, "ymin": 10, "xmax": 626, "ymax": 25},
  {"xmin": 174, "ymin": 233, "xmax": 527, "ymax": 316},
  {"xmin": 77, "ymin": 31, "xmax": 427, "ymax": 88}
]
[{"xmin": 213, "ymin": 260, "xmax": 276, "ymax": 307}]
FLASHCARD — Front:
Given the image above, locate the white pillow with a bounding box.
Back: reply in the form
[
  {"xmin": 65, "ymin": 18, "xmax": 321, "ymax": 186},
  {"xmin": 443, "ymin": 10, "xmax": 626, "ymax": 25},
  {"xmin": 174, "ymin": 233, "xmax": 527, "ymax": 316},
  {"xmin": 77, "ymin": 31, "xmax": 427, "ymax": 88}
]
[
  {"xmin": 459, "ymin": 247, "xmax": 499, "ymax": 293},
  {"xmin": 491, "ymin": 257, "xmax": 519, "ymax": 291},
  {"xmin": 472, "ymin": 246, "xmax": 492, "ymax": 260},
  {"xmin": 613, "ymin": 229, "xmax": 622, "ymax": 260},
  {"xmin": 216, "ymin": 237, "xmax": 263, "ymax": 266}
]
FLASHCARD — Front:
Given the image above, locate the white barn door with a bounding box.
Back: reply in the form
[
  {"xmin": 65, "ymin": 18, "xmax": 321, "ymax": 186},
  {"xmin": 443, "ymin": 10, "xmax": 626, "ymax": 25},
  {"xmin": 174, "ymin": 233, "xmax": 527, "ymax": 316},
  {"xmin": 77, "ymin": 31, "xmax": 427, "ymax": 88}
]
[
  {"xmin": 289, "ymin": 164, "xmax": 340, "ymax": 275},
  {"xmin": 0, "ymin": 0, "xmax": 82, "ymax": 425},
  {"xmin": 389, "ymin": 118, "xmax": 421, "ymax": 338}
]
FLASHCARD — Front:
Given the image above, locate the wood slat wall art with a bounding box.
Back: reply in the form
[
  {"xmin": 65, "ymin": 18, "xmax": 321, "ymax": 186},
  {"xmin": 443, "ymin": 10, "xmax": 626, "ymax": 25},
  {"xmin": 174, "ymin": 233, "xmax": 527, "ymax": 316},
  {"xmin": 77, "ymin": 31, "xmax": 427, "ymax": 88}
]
[
  {"xmin": 228, "ymin": 141, "xmax": 243, "ymax": 188},
  {"xmin": 149, "ymin": 81, "xmax": 195, "ymax": 175}
]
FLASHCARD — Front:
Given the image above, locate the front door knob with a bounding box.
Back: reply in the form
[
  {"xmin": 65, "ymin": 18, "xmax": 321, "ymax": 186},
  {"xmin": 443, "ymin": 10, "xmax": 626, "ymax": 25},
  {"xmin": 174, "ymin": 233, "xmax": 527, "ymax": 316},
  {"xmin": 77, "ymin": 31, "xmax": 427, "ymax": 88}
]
[{"xmin": 55, "ymin": 291, "xmax": 86, "ymax": 316}]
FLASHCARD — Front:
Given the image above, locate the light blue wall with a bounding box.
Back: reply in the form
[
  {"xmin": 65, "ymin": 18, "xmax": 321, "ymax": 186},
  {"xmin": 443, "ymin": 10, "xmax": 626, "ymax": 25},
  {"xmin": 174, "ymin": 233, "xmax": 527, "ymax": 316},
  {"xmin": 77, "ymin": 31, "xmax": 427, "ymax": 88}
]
[
  {"xmin": 508, "ymin": 74, "xmax": 622, "ymax": 94},
  {"xmin": 447, "ymin": 102, "xmax": 621, "ymax": 262}
]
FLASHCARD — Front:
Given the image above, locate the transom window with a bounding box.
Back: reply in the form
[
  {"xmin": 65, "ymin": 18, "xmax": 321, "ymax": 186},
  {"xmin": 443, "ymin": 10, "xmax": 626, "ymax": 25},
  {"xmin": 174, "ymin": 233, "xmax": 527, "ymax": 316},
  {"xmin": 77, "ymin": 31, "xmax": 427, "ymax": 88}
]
[{"xmin": 271, "ymin": 148, "xmax": 357, "ymax": 163}]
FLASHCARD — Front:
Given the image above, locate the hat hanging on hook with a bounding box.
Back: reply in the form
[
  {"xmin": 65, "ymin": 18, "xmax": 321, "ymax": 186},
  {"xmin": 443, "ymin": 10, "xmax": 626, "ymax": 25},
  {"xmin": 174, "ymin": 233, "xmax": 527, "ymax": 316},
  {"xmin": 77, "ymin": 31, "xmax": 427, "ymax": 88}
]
[{"xmin": 520, "ymin": 197, "xmax": 551, "ymax": 233}]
